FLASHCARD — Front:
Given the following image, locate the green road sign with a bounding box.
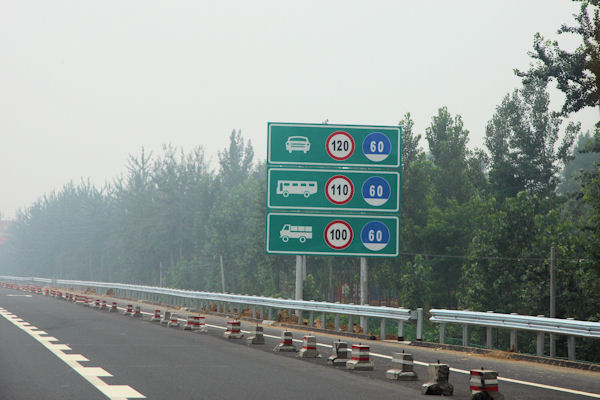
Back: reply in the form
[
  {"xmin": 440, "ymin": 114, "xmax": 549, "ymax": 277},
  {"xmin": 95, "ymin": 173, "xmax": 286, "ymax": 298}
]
[
  {"xmin": 266, "ymin": 212, "xmax": 399, "ymax": 257},
  {"xmin": 267, "ymin": 168, "xmax": 400, "ymax": 212},
  {"xmin": 268, "ymin": 122, "xmax": 401, "ymax": 168}
]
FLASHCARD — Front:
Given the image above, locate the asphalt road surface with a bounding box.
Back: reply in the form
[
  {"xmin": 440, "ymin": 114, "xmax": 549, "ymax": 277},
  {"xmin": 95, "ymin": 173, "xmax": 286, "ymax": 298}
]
[{"xmin": 0, "ymin": 286, "xmax": 598, "ymax": 400}]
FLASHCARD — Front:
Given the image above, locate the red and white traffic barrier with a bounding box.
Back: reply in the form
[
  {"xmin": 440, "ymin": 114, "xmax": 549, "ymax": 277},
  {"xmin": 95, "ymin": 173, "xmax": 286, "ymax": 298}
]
[
  {"xmin": 223, "ymin": 320, "xmax": 243, "ymax": 339},
  {"xmin": 346, "ymin": 344, "xmax": 374, "ymax": 371},
  {"xmin": 151, "ymin": 310, "xmax": 161, "ymax": 322},
  {"xmin": 168, "ymin": 317, "xmax": 180, "ymax": 328},
  {"xmin": 123, "ymin": 304, "xmax": 133, "ymax": 315},
  {"xmin": 470, "ymin": 369, "xmax": 503, "ymax": 399},
  {"xmin": 100, "ymin": 300, "xmax": 108, "ymax": 311},
  {"xmin": 109, "ymin": 302, "xmax": 118, "ymax": 312},
  {"xmin": 298, "ymin": 335, "xmax": 319, "ymax": 358},
  {"xmin": 273, "ymin": 331, "xmax": 296, "ymax": 352},
  {"xmin": 94, "ymin": 299, "xmax": 101, "ymax": 309}
]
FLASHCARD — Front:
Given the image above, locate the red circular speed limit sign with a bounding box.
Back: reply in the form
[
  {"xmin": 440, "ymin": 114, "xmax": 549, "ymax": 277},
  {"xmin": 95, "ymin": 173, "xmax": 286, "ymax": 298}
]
[
  {"xmin": 325, "ymin": 175, "xmax": 354, "ymax": 205},
  {"xmin": 326, "ymin": 131, "xmax": 355, "ymax": 161},
  {"xmin": 324, "ymin": 220, "xmax": 353, "ymax": 250}
]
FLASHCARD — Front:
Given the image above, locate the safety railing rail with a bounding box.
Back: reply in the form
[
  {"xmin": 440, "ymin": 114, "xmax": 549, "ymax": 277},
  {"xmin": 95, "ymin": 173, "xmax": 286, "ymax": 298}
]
[
  {"xmin": 0, "ymin": 275, "xmax": 412, "ymax": 325},
  {"xmin": 429, "ymin": 309, "xmax": 600, "ymax": 338},
  {"xmin": 429, "ymin": 309, "xmax": 600, "ymax": 361}
]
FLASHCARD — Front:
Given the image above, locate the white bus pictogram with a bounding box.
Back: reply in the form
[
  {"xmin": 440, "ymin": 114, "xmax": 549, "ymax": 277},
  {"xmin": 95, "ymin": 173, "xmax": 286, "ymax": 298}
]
[{"xmin": 276, "ymin": 180, "xmax": 318, "ymax": 198}]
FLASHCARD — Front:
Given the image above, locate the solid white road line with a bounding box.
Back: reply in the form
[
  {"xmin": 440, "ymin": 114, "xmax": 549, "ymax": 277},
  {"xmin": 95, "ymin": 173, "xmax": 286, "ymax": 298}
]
[{"xmin": 0, "ymin": 307, "xmax": 145, "ymax": 400}]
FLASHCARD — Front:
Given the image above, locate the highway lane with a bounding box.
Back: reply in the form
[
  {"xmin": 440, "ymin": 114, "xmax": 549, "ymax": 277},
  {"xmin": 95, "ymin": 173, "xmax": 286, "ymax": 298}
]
[
  {"xmin": 0, "ymin": 287, "xmax": 419, "ymax": 400},
  {"xmin": 2, "ymin": 287, "xmax": 599, "ymax": 399}
]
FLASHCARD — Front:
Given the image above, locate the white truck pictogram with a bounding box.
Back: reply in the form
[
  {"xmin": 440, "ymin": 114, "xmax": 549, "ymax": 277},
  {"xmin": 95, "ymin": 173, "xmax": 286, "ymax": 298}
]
[{"xmin": 280, "ymin": 224, "xmax": 312, "ymax": 243}]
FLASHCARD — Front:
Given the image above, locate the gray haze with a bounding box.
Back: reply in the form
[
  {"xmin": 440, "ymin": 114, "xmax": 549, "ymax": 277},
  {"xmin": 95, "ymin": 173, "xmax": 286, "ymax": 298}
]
[{"xmin": 1, "ymin": 0, "xmax": 597, "ymax": 218}]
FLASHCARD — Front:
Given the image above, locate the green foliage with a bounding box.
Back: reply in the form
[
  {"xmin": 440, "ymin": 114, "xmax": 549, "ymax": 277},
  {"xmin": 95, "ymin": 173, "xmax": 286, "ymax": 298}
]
[
  {"xmin": 515, "ymin": 0, "xmax": 600, "ymax": 115},
  {"xmin": 486, "ymin": 80, "xmax": 578, "ymax": 199}
]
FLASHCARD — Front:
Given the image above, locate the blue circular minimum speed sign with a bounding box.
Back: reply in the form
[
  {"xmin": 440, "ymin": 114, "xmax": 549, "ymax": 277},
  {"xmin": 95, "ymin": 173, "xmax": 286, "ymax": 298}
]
[
  {"xmin": 360, "ymin": 221, "xmax": 390, "ymax": 251},
  {"xmin": 362, "ymin": 132, "xmax": 392, "ymax": 162},
  {"xmin": 361, "ymin": 176, "xmax": 391, "ymax": 206}
]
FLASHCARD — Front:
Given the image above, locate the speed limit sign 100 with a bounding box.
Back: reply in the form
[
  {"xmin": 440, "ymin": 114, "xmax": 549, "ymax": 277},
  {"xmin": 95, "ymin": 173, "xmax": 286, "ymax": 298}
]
[{"xmin": 324, "ymin": 220, "xmax": 353, "ymax": 250}]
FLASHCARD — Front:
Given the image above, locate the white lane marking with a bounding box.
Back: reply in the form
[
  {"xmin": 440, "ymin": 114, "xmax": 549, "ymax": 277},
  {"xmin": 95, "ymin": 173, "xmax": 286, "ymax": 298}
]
[
  {"xmin": 113, "ymin": 305, "xmax": 600, "ymax": 398},
  {"xmin": 7, "ymin": 294, "xmax": 32, "ymax": 297},
  {"xmin": 0, "ymin": 307, "xmax": 145, "ymax": 400}
]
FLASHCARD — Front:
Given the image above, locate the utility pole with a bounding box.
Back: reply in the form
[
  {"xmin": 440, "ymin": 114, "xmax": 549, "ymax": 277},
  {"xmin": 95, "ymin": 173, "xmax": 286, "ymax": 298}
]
[
  {"xmin": 360, "ymin": 257, "xmax": 368, "ymax": 334},
  {"xmin": 220, "ymin": 255, "xmax": 226, "ymax": 293},
  {"xmin": 550, "ymin": 246, "xmax": 556, "ymax": 357}
]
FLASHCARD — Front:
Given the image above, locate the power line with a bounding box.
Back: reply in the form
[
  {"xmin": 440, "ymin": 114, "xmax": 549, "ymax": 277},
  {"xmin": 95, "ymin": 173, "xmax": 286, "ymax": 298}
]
[{"xmin": 399, "ymin": 252, "xmax": 590, "ymax": 263}]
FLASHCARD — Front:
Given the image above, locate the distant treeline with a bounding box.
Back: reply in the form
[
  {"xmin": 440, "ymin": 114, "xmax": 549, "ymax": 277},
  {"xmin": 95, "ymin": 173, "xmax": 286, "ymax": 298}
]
[{"xmin": 1, "ymin": 91, "xmax": 599, "ymax": 357}]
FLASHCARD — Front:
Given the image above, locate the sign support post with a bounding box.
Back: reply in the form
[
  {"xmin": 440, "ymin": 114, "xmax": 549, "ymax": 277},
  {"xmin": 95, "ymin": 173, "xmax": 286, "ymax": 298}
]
[
  {"xmin": 360, "ymin": 257, "xmax": 368, "ymax": 334},
  {"xmin": 295, "ymin": 255, "xmax": 303, "ymax": 318}
]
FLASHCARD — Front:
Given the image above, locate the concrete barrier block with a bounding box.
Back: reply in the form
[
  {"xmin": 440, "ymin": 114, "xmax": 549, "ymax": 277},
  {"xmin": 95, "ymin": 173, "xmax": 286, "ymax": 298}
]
[
  {"xmin": 470, "ymin": 369, "xmax": 504, "ymax": 400},
  {"xmin": 247, "ymin": 326, "xmax": 265, "ymax": 345},
  {"xmin": 346, "ymin": 344, "xmax": 374, "ymax": 371},
  {"xmin": 160, "ymin": 311, "xmax": 171, "ymax": 325},
  {"xmin": 422, "ymin": 363, "xmax": 454, "ymax": 396},
  {"xmin": 273, "ymin": 331, "xmax": 296, "ymax": 352},
  {"xmin": 328, "ymin": 341, "xmax": 350, "ymax": 366},
  {"xmin": 223, "ymin": 321, "xmax": 243, "ymax": 339},
  {"xmin": 297, "ymin": 336, "xmax": 320, "ymax": 358},
  {"xmin": 386, "ymin": 352, "xmax": 418, "ymax": 381}
]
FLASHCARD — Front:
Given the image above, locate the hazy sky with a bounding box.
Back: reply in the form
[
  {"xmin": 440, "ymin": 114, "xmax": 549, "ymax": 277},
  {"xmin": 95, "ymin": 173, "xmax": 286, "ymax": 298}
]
[{"xmin": 1, "ymin": 1, "xmax": 597, "ymax": 218}]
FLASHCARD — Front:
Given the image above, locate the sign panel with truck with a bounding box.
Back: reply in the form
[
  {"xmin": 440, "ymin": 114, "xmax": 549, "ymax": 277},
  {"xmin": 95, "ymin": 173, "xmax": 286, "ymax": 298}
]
[
  {"xmin": 267, "ymin": 168, "xmax": 400, "ymax": 212},
  {"xmin": 266, "ymin": 212, "xmax": 399, "ymax": 257},
  {"xmin": 268, "ymin": 123, "xmax": 401, "ymax": 168}
]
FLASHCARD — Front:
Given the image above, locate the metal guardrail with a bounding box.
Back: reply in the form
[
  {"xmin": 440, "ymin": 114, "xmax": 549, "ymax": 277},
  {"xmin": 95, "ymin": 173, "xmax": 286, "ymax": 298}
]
[
  {"xmin": 0, "ymin": 275, "xmax": 412, "ymax": 324},
  {"xmin": 429, "ymin": 309, "xmax": 600, "ymax": 338},
  {"xmin": 429, "ymin": 309, "xmax": 600, "ymax": 361}
]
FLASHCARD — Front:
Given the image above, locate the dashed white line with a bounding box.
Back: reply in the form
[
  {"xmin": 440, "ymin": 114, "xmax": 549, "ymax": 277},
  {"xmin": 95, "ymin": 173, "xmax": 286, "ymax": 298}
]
[{"xmin": 0, "ymin": 307, "xmax": 145, "ymax": 400}]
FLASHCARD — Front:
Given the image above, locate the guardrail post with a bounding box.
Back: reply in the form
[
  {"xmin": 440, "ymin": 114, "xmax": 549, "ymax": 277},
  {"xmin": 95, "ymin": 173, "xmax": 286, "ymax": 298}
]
[
  {"xmin": 268, "ymin": 307, "xmax": 273, "ymax": 320},
  {"xmin": 335, "ymin": 314, "xmax": 340, "ymax": 331},
  {"xmin": 462, "ymin": 325, "xmax": 469, "ymax": 346},
  {"xmin": 361, "ymin": 315, "xmax": 368, "ymax": 336},
  {"xmin": 398, "ymin": 320, "xmax": 404, "ymax": 341},
  {"xmin": 568, "ymin": 336, "xmax": 576, "ymax": 361},
  {"xmin": 416, "ymin": 308, "xmax": 423, "ymax": 341},
  {"xmin": 348, "ymin": 315, "xmax": 354, "ymax": 333},
  {"xmin": 485, "ymin": 311, "xmax": 494, "ymax": 349},
  {"xmin": 439, "ymin": 323, "xmax": 446, "ymax": 344},
  {"xmin": 380, "ymin": 318, "xmax": 386, "ymax": 340},
  {"xmin": 510, "ymin": 329, "xmax": 517, "ymax": 352},
  {"xmin": 536, "ymin": 332, "xmax": 544, "ymax": 356},
  {"xmin": 309, "ymin": 311, "xmax": 314, "ymax": 327},
  {"xmin": 321, "ymin": 312, "xmax": 326, "ymax": 329}
]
